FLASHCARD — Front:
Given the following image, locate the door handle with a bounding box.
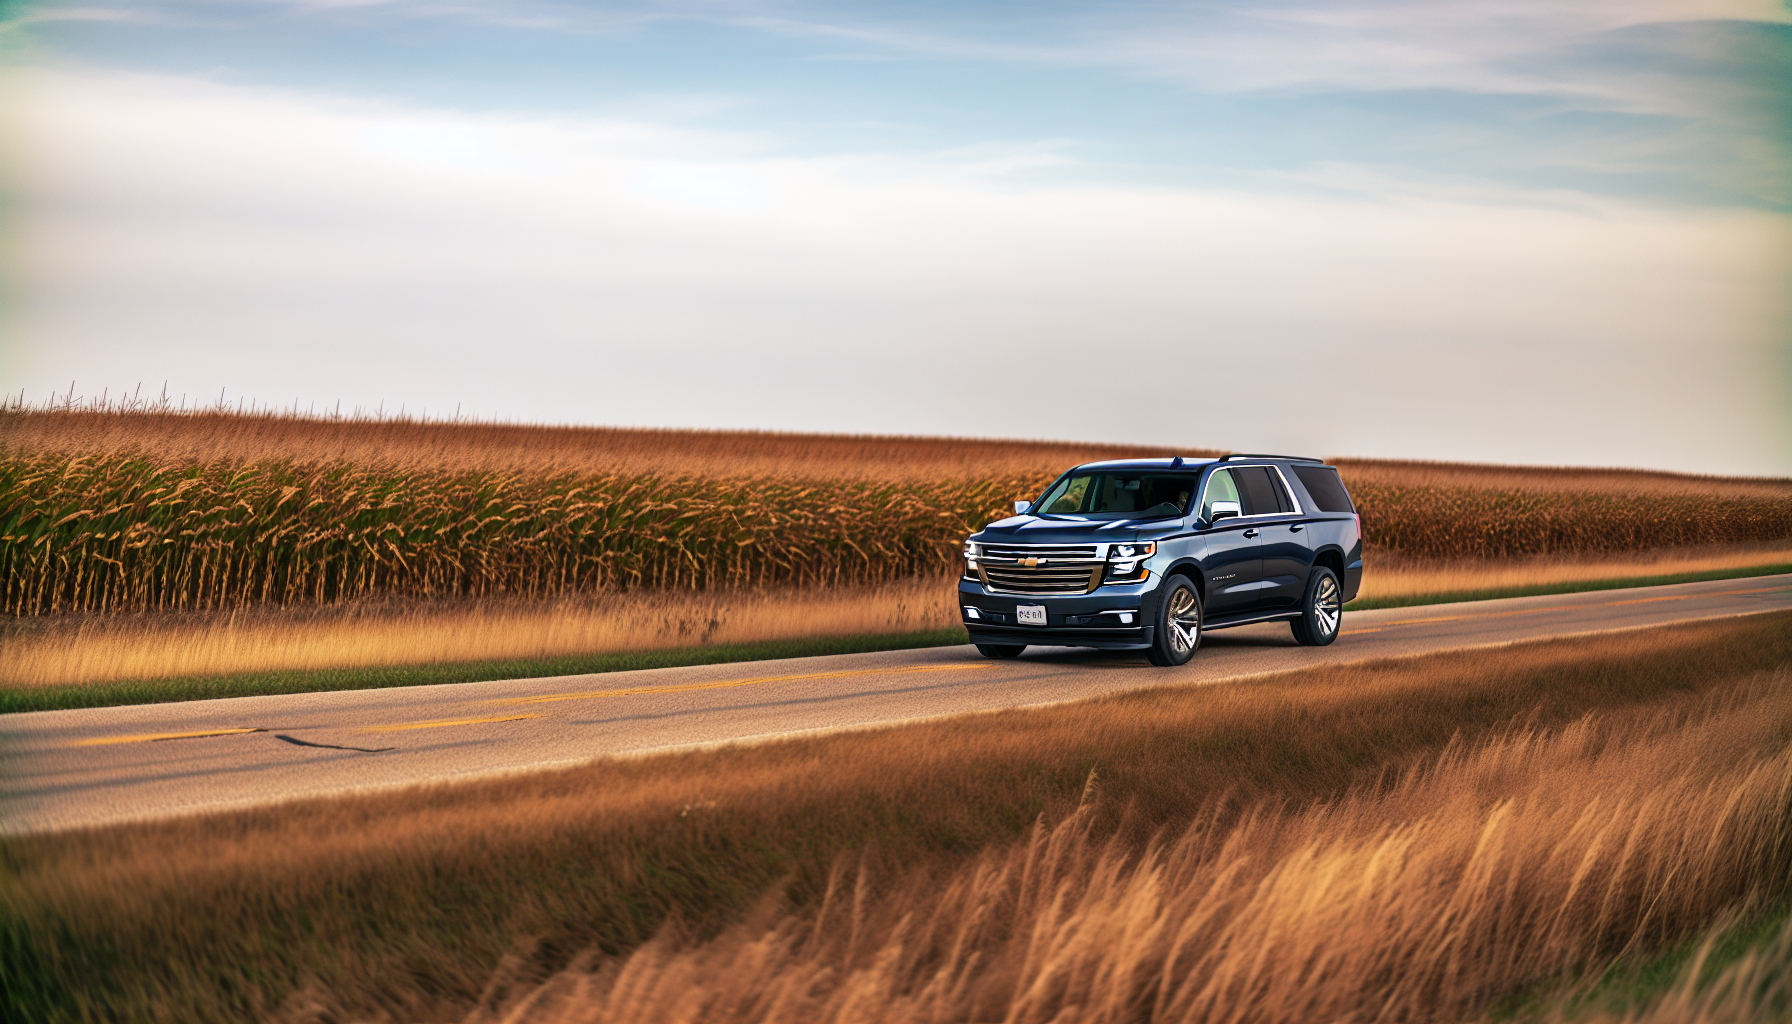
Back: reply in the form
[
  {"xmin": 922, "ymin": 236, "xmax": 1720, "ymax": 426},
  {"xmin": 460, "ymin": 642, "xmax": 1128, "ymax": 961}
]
[
  {"xmin": 1289, "ymin": 524, "xmax": 1304, "ymax": 532},
  {"xmin": 1242, "ymin": 528, "xmax": 1258, "ymax": 538}
]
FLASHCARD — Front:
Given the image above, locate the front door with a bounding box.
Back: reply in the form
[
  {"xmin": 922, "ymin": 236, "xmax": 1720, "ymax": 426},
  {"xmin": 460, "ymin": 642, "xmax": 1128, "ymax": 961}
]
[{"xmin": 1198, "ymin": 468, "xmax": 1264, "ymax": 615}]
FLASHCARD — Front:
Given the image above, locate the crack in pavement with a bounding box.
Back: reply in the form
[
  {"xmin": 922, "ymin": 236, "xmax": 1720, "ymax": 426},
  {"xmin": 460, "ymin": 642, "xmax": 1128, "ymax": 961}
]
[{"xmin": 273, "ymin": 734, "xmax": 395, "ymax": 754}]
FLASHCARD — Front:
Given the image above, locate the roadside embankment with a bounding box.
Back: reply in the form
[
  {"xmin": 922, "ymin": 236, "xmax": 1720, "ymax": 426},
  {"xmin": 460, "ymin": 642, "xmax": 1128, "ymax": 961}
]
[{"xmin": 5, "ymin": 612, "xmax": 1789, "ymax": 1023}]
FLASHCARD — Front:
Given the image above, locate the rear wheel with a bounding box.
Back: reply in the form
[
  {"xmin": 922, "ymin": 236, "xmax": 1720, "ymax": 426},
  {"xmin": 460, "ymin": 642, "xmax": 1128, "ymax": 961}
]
[
  {"xmin": 1146, "ymin": 577, "xmax": 1202, "ymax": 667},
  {"xmin": 975, "ymin": 643, "xmax": 1027, "ymax": 659},
  {"xmin": 1290, "ymin": 567, "xmax": 1343, "ymax": 646}
]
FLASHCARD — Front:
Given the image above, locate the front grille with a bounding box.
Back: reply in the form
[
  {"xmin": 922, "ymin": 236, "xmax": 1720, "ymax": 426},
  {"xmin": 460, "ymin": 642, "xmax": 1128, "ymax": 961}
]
[
  {"xmin": 981, "ymin": 544, "xmax": 1099, "ymax": 561},
  {"xmin": 976, "ymin": 544, "xmax": 1104, "ymax": 595}
]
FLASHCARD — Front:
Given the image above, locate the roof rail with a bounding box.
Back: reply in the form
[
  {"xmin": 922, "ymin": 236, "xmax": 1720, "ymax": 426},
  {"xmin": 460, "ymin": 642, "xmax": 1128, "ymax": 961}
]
[{"xmin": 1220, "ymin": 453, "xmax": 1324, "ymax": 463}]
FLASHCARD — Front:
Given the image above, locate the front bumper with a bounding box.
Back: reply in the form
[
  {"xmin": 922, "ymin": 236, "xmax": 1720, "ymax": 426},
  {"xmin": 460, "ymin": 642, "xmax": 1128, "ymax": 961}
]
[{"xmin": 958, "ymin": 574, "xmax": 1161, "ymax": 650}]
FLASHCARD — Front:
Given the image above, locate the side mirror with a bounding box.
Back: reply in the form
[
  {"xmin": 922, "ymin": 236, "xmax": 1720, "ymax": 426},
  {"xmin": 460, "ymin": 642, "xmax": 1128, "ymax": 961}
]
[
  {"xmin": 1014, "ymin": 500, "xmax": 1032, "ymax": 514},
  {"xmin": 1208, "ymin": 500, "xmax": 1241, "ymax": 523}
]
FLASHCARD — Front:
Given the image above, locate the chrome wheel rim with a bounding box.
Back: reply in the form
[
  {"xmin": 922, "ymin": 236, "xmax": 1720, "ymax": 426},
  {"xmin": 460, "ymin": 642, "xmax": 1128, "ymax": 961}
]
[
  {"xmin": 1167, "ymin": 588, "xmax": 1201, "ymax": 653},
  {"xmin": 1314, "ymin": 574, "xmax": 1341, "ymax": 636}
]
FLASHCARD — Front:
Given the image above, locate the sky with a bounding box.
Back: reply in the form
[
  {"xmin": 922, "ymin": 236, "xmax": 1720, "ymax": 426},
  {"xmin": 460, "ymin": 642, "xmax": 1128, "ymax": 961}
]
[{"xmin": 1, "ymin": 0, "xmax": 1788, "ymax": 475}]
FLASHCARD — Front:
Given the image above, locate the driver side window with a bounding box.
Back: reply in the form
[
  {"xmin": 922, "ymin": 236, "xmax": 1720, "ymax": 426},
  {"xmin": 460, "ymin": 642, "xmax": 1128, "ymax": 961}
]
[{"xmin": 1201, "ymin": 470, "xmax": 1240, "ymax": 520}]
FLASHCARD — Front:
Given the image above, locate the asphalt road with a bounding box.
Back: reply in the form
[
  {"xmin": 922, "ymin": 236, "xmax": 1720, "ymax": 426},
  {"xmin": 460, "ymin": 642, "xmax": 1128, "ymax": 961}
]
[{"xmin": 4, "ymin": 574, "xmax": 1789, "ymax": 835}]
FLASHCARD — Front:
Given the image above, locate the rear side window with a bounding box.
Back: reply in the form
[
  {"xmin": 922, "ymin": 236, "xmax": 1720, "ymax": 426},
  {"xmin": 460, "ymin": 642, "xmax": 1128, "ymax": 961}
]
[
  {"xmin": 1232, "ymin": 467, "xmax": 1283, "ymax": 516},
  {"xmin": 1293, "ymin": 465, "xmax": 1356, "ymax": 513},
  {"xmin": 1267, "ymin": 470, "xmax": 1296, "ymax": 513}
]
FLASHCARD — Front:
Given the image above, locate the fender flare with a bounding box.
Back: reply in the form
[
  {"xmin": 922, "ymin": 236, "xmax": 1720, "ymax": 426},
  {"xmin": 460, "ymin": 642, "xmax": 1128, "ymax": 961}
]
[{"xmin": 1161, "ymin": 557, "xmax": 1208, "ymax": 602}]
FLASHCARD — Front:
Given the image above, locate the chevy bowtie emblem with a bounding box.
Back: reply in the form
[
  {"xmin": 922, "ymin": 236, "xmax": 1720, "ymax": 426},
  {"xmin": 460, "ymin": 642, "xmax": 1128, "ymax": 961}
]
[{"xmin": 1022, "ymin": 557, "xmax": 1046, "ymax": 567}]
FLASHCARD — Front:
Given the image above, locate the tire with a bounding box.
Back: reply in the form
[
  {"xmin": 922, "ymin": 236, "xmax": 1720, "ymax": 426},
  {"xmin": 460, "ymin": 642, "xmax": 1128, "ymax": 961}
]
[
  {"xmin": 975, "ymin": 643, "xmax": 1027, "ymax": 659},
  {"xmin": 1145, "ymin": 577, "xmax": 1203, "ymax": 667},
  {"xmin": 1290, "ymin": 566, "xmax": 1343, "ymax": 646}
]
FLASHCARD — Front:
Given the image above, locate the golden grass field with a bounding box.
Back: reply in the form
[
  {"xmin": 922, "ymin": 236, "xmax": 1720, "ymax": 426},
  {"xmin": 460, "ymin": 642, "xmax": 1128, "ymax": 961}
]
[
  {"xmin": 481, "ymin": 693, "xmax": 1791, "ymax": 1024},
  {"xmin": 0, "ymin": 577, "xmax": 960, "ymax": 689},
  {"xmin": 5, "ymin": 613, "xmax": 1790, "ymax": 1024}
]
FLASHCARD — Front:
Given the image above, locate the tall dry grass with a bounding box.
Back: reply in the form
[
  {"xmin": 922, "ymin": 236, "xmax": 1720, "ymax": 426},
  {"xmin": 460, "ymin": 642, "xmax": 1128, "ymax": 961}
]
[
  {"xmin": 475, "ymin": 685, "xmax": 1792, "ymax": 1024},
  {"xmin": 0, "ymin": 576, "xmax": 960, "ymax": 689},
  {"xmin": 6, "ymin": 613, "xmax": 1789, "ymax": 1024}
]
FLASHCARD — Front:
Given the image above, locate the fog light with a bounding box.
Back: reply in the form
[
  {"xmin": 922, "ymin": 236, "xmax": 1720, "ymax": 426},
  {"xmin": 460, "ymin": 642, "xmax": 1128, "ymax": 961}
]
[
  {"xmin": 1119, "ymin": 612, "xmax": 1134, "ymax": 624},
  {"xmin": 963, "ymin": 606, "xmax": 982, "ymax": 620}
]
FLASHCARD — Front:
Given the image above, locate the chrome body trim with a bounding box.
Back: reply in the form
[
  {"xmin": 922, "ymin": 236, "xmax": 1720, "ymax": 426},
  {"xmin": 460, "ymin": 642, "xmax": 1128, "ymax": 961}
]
[
  {"xmin": 1194, "ymin": 463, "xmax": 1306, "ymax": 522},
  {"xmin": 1204, "ymin": 609, "xmax": 1302, "ymax": 629}
]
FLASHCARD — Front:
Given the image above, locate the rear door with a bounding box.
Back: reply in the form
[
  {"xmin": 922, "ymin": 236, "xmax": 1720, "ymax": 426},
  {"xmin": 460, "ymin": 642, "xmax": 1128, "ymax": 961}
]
[
  {"xmin": 1250, "ymin": 466, "xmax": 1317, "ymax": 607},
  {"xmin": 1197, "ymin": 468, "xmax": 1264, "ymax": 615}
]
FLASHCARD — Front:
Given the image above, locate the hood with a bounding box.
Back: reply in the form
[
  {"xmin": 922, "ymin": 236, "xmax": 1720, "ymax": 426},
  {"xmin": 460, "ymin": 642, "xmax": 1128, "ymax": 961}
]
[{"xmin": 974, "ymin": 514, "xmax": 1185, "ymax": 545}]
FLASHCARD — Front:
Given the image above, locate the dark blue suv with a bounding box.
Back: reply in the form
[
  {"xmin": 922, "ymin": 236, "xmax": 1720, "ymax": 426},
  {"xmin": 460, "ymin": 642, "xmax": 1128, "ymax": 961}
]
[{"xmin": 959, "ymin": 455, "xmax": 1362, "ymax": 666}]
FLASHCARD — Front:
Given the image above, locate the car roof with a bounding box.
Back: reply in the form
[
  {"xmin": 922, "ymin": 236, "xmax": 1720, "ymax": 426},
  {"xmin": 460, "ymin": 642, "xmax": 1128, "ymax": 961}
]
[{"xmin": 1073, "ymin": 457, "xmax": 1221, "ymax": 472}]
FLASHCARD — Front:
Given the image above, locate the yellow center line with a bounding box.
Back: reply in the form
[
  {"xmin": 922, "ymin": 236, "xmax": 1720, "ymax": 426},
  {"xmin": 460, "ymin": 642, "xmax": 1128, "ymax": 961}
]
[
  {"xmin": 362, "ymin": 714, "xmax": 545, "ymax": 733},
  {"xmin": 495, "ymin": 663, "xmax": 994, "ymax": 706},
  {"xmin": 1381, "ymin": 615, "xmax": 1466, "ymax": 626},
  {"xmin": 73, "ymin": 727, "xmax": 265, "ymax": 748},
  {"xmin": 1603, "ymin": 594, "xmax": 1692, "ymax": 607},
  {"xmin": 1341, "ymin": 627, "xmax": 1382, "ymax": 635}
]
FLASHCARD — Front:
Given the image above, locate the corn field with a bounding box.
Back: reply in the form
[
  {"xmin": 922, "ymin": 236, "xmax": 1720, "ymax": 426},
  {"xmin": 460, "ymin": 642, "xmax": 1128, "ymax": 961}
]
[
  {"xmin": 0, "ymin": 455, "xmax": 1035, "ymax": 616},
  {"xmin": 1350, "ymin": 484, "xmax": 1792, "ymax": 560},
  {"xmin": 4, "ymin": 451, "xmax": 1791, "ymax": 616}
]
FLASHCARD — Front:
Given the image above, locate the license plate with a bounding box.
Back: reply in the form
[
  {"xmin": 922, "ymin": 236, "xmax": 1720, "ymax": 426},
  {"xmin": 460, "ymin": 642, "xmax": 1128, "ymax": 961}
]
[{"xmin": 1016, "ymin": 604, "xmax": 1047, "ymax": 626}]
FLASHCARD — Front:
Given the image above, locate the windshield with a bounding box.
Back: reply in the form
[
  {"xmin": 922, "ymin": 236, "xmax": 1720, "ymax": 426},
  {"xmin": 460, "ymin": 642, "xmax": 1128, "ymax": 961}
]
[{"xmin": 1032, "ymin": 472, "xmax": 1198, "ymax": 520}]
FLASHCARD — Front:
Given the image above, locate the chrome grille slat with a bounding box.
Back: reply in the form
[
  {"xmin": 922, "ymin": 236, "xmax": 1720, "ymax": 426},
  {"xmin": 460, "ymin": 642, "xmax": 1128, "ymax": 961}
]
[
  {"xmin": 974, "ymin": 543, "xmax": 1105, "ymax": 595},
  {"xmin": 983, "ymin": 544, "xmax": 1098, "ymax": 560},
  {"xmin": 983, "ymin": 560, "xmax": 1102, "ymax": 567}
]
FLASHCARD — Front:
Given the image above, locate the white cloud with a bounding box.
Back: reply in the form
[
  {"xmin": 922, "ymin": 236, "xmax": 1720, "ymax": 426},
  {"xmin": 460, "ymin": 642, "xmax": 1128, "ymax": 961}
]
[{"xmin": 5, "ymin": 65, "xmax": 1788, "ymax": 473}]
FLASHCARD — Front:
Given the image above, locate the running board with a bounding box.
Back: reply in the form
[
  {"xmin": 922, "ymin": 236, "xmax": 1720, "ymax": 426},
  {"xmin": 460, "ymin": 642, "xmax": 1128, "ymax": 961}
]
[{"xmin": 1204, "ymin": 610, "xmax": 1302, "ymax": 631}]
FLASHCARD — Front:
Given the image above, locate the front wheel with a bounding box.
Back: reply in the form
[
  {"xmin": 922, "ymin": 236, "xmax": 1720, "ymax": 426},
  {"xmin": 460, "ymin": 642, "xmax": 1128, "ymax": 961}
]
[
  {"xmin": 1290, "ymin": 567, "xmax": 1343, "ymax": 646},
  {"xmin": 1146, "ymin": 577, "xmax": 1203, "ymax": 667},
  {"xmin": 975, "ymin": 643, "xmax": 1026, "ymax": 659}
]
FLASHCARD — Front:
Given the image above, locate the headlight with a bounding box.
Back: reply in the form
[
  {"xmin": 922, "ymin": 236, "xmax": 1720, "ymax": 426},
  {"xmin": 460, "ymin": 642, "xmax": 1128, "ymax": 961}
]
[
  {"xmin": 963, "ymin": 539, "xmax": 982, "ymax": 562},
  {"xmin": 1103, "ymin": 541, "xmax": 1155, "ymax": 584}
]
